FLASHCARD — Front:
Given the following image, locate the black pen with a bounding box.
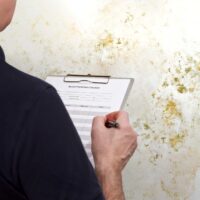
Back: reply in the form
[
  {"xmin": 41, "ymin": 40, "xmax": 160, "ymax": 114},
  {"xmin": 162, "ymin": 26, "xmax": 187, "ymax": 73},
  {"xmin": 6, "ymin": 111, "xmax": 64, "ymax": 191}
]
[{"xmin": 105, "ymin": 120, "xmax": 119, "ymax": 128}]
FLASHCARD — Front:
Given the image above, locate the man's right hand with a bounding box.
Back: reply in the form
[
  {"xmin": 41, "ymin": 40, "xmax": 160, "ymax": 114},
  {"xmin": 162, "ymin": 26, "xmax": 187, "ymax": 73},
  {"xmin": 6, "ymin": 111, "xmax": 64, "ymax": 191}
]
[{"xmin": 91, "ymin": 111, "xmax": 138, "ymax": 200}]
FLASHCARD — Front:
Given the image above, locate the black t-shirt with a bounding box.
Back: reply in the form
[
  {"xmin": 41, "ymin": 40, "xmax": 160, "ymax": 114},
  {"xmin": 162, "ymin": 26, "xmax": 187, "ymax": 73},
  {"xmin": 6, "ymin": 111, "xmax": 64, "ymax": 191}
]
[{"xmin": 0, "ymin": 47, "xmax": 104, "ymax": 200}]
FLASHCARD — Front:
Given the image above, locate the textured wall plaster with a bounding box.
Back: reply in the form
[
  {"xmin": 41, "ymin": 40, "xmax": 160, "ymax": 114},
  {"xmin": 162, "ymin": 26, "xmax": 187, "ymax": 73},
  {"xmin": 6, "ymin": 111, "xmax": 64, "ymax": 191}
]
[{"xmin": 1, "ymin": 0, "xmax": 200, "ymax": 199}]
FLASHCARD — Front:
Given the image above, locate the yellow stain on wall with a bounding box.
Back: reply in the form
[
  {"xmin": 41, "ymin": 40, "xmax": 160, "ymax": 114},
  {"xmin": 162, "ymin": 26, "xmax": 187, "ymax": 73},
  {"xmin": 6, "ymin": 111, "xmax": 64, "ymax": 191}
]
[
  {"xmin": 162, "ymin": 100, "xmax": 182, "ymax": 126},
  {"xmin": 144, "ymin": 123, "xmax": 150, "ymax": 130},
  {"xmin": 177, "ymin": 84, "xmax": 187, "ymax": 94},
  {"xmin": 97, "ymin": 33, "xmax": 114, "ymax": 49},
  {"xmin": 169, "ymin": 133, "xmax": 186, "ymax": 150},
  {"xmin": 161, "ymin": 180, "xmax": 179, "ymax": 199},
  {"xmin": 196, "ymin": 64, "xmax": 200, "ymax": 71}
]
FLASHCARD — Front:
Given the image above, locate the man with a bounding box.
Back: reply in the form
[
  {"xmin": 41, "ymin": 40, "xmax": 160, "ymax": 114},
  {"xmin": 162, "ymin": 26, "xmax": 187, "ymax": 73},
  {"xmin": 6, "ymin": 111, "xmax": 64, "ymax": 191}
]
[{"xmin": 0, "ymin": 0, "xmax": 138, "ymax": 200}]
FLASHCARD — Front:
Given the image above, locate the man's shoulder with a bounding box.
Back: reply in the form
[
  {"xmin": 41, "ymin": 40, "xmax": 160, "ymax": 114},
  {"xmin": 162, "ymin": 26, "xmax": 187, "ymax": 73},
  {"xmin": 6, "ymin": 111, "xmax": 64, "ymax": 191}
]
[{"xmin": 0, "ymin": 59, "xmax": 54, "ymax": 107}]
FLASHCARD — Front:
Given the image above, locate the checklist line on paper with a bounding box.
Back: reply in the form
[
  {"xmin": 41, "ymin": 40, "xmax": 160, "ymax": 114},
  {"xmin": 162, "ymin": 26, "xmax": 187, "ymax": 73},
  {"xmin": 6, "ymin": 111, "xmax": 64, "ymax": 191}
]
[
  {"xmin": 76, "ymin": 126, "xmax": 91, "ymax": 132},
  {"xmin": 68, "ymin": 110, "xmax": 107, "ymax": 116},
  {"xmin": 65, "ymin": 104, "xmax": 110, "ymax": 109},
  {"xmin": 71, "ymin": 118, "xmax": 92, "ymax": 124}
]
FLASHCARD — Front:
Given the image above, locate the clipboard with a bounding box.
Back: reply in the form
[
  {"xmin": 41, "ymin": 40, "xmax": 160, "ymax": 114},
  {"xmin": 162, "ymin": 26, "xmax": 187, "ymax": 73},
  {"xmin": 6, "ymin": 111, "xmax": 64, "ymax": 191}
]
[
  {"xmin": 48, "ymin": 74, "xmax": 134, "ymax": 109},
  {"xmin": 46, "ymin": 74, "xmax": 134, "ymax": 165},
  {"xmin": 64, "ymin": 74, "xmax": 110, "ymax": 84}
]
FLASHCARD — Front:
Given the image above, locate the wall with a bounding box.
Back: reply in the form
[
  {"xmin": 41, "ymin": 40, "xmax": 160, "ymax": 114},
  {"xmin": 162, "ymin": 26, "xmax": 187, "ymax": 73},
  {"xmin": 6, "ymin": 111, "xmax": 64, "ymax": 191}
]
[{"xmin": 1, "ymin": 0, "xmax": 200, "ymax": 199}]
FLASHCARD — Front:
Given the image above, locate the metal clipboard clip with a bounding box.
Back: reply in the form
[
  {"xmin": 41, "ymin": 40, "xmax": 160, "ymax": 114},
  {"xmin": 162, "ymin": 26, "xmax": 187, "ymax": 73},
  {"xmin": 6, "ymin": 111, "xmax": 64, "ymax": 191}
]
[{"xmin": 64, "ymin": 74, "xmax": 110, "ymax": 84}]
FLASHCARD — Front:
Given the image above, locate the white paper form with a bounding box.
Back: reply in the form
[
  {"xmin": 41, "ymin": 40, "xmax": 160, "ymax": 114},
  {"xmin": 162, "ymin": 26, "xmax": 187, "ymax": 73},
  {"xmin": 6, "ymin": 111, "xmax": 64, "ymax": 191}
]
[{"xmin": 46, "ymin": 75, "xmax": 133, "ymax": 164}]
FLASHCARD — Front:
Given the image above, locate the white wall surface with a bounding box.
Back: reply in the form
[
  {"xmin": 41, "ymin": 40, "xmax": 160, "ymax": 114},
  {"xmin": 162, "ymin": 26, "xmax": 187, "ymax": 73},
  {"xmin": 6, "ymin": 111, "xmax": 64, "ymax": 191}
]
[{"xmin": 1, "ymin": 0, "xmax": 200, "ymax": 199}]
